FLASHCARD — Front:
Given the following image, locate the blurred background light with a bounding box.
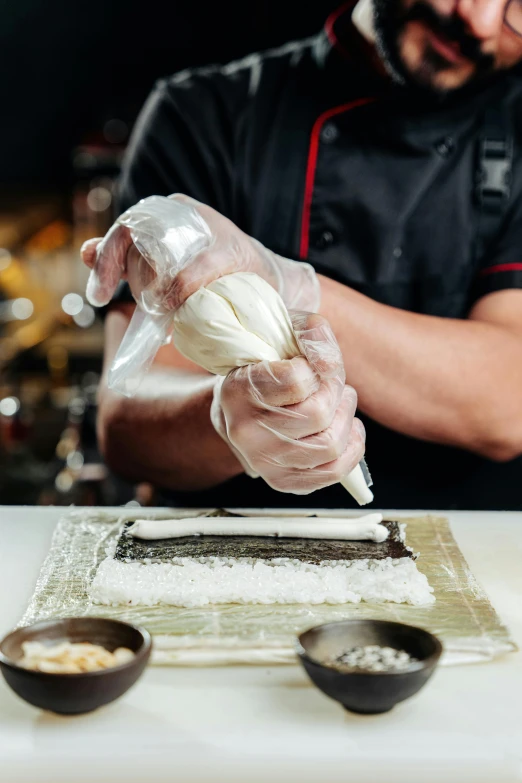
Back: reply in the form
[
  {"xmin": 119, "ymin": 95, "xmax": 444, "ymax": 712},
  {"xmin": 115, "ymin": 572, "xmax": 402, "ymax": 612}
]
[
  {"xmin": 73, "ymin": 304, "xmax": 96, "ymax": 328},
  {"xmin": 87, "ymin": 186, "xmax": 112, "ymax": 213},
  {"xmin": 61, "ymin": 292, "xmax": 84, "ymax": 316},
  {"xmin": 0, "ymin": 396, "xmax": 20, "ymax": 417},
  {"xmin": 66, "ymin": 450, "xmax": 84, "ymax": 471},
  {"xmin": 103, "ymin": 119, "xmax": 128, "ymax": 144},
  {"xmin": 0, "ymin": 249, "xmax": 12, "ymax": 271},
  {"xmin": 11, "ymin": 298, "xmax": 34, "ymax": 320},
  {"xmin": 55, "ymin": 471, "xmax": 74, "ymax": 493}
]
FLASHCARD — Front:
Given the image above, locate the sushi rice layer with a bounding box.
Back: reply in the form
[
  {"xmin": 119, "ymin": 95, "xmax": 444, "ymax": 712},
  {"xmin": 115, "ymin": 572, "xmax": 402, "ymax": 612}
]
[{"xmin": 91, "ymin": 555, "xmax": 435, "ymax": 608}]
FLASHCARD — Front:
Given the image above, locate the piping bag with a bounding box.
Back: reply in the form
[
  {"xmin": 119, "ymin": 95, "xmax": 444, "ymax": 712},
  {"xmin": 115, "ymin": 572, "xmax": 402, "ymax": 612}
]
[{"xmin": 106, "ymin": 198, "xmax": 373, "ymax": 506}]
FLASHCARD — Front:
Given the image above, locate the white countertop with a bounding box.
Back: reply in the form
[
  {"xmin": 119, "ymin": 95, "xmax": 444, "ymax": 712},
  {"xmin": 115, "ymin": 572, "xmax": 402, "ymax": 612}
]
[{"xmin": 0, "ymin": 506, "xmax": 521, "ymax": 783}]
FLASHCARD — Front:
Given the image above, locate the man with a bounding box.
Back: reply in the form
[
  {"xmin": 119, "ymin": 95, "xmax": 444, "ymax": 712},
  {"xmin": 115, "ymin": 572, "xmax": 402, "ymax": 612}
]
[{"xmin": 84, "ymin": 0, "xmax": 522, "ymax": 510}]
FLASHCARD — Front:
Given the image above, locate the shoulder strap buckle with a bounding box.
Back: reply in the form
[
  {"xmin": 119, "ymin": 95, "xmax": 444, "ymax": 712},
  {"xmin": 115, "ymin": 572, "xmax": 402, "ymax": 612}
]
[{"xmin": 476, "ymin": 128, "xmax": 512, "ymax": 212}]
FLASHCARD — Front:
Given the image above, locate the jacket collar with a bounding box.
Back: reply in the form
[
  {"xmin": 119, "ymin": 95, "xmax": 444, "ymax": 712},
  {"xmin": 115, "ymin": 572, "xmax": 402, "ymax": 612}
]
[{"xmin": 314, "ymin": 1, "xmax": 522, "ymax": 133}]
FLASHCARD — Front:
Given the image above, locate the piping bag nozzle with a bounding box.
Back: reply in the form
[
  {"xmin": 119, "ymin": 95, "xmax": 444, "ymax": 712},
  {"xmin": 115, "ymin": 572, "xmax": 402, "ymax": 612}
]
[{"xmin": 341, "ymin": 459, "xmax": 374, "ymax": 506}]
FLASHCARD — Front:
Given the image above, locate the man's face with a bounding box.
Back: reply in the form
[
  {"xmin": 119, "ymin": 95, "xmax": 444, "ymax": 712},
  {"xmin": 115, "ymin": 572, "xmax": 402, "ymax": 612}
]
[{"xmin": 373, "ymin": 0, "xmax": 522, "ymax": 93}]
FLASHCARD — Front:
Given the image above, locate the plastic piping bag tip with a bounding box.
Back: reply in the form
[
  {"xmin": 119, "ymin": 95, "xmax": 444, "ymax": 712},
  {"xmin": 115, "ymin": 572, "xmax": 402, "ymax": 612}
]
[{"xmin": 340, "ymin": 462, "xmax": 374, "ymax": 506}]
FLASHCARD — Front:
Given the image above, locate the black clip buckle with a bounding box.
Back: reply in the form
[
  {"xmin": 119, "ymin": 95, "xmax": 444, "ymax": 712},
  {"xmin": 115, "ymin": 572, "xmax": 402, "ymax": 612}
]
[{"xmin": 476, "ymin": 138, "xmax": 512, "ymax": 210}]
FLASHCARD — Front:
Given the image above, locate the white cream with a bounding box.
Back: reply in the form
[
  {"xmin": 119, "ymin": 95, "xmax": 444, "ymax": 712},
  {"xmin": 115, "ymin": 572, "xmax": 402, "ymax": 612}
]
[
  {"xmin": 172, "ymin": 273, "xmax": 298, "ymax": 374},
  {"xmin": 128, "ymin": 513, "xmax": 387, "ymax": 542},
  {"xmin": 173, "ymin": 272, "xmax": 373, "ymax": 506},
  {"xmin": 340, "ymin": 464, "xmax": 374, "ymax": 506}
]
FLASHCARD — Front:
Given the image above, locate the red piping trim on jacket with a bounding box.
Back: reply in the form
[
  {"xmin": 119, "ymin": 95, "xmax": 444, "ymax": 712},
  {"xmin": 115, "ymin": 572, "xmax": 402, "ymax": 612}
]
[
  {"xmin": 480, "ymin": 262, "xmax": 522, "ymax": 276},
  {"xmin": 299, "ymin": 98, "xmax": 375, "ymax": 260},
  {"xmin": 325, "ymin": 1, "xmax": 357, "ymax": 60}
]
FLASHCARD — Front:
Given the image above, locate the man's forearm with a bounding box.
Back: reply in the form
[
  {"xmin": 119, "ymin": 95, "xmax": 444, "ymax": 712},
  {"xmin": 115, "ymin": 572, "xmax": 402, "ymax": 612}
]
[
  {"xmin": 98, "ymin": 370, "xmax": 243, "ymax": 490},
  {"xmin": 319, "ymin": 275, "xmax": 522, "ymax": 460}
]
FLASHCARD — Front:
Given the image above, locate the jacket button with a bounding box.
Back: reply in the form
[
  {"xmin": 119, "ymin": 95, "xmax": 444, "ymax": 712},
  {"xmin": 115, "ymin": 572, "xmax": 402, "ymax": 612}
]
[
  {"xmin": 436, "ymin": 137, "xmax": 454, "ymax": 157},
  {"xmin": 316, "ymin": 230, "xmax": 335, "ymax": 249},
  {"xmin": 321, "ymin": 123, "xmax": 338, "ymax": 143}
]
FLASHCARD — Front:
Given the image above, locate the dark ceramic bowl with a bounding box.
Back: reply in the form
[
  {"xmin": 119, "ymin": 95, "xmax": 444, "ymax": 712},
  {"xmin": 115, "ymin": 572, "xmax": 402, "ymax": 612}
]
[
  {"xmin": 0, "ymin": 618, "xmax": 152, "ymax": 715},
  {"xmin": 297, "ymin": 619, "xmax": 442, "ymax": 715}
]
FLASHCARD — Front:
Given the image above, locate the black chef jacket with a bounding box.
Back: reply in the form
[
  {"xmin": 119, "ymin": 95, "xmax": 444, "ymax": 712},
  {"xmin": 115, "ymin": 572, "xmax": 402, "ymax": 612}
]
[{"xmin": 113, "ymin": 3, "xmax": 522, "ymax": 510}]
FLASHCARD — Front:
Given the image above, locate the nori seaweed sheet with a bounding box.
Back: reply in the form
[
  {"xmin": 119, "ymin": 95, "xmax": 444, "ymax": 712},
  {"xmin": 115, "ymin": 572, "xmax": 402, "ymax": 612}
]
[{"xmin": 114, "ymin": 518, "xmax": 412, "ymax": 565}]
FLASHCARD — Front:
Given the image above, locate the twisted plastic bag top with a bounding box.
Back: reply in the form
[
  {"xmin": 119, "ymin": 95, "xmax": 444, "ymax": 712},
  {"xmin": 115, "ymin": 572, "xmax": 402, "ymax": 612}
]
[{"xmin": 108, "ymin": 197, "xmax": 213, "ymax": 396}]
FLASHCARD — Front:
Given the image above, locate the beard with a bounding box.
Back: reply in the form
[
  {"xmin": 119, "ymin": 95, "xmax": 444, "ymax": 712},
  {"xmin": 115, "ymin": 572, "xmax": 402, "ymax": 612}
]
[{"xmin": 372, "ymin": 0, "xmax": 496, "ymax": 95}]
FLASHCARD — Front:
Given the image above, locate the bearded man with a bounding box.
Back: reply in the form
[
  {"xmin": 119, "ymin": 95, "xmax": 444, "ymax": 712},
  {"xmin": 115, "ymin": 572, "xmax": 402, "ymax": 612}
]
[{"xmin": 84, "ymin": 0, "xmax": 522, "ymax": 510}]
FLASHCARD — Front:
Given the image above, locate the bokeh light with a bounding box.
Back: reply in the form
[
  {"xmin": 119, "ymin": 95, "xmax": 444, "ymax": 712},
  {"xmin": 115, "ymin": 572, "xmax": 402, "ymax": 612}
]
[
  {"xmin": 61, "ymin": 293, "xmax": 84, "ymax": 316},
  {"xmin": 73, "ymin": 304, "xmax": 95, "ymax": 328},
  {"xmin": 0, "ymin": 396, "xmax": 20, "ymax": 417},
  {"xmin": 87, "ymin": 186, "xmax": 112, "ymax": 213},
  {"xmin": 11, "ymin": 298, "xmax": 34, "ymax": 320}
]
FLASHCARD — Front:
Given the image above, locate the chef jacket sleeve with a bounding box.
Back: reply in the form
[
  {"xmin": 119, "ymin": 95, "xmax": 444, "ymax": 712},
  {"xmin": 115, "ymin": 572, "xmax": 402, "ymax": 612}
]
[{"xmin": 471, "ymin": 195, "xmax": 522, "ymax": 304}]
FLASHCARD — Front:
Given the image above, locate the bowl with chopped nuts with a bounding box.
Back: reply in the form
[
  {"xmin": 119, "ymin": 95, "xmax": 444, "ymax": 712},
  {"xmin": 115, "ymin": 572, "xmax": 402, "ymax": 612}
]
[
  {"xmin": 0, "ymin": 618, "xmax": 152, "ymax": 714},
  {"xmin": 296, "ymin": 619, "xmax": 442, "ymax": 715}
]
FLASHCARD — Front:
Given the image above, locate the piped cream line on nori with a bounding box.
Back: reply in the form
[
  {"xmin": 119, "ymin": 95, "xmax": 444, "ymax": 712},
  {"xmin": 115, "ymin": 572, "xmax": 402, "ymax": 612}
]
[{"xmin": 114, "ymin": 518, "xmax": 412, "ymax": 565}]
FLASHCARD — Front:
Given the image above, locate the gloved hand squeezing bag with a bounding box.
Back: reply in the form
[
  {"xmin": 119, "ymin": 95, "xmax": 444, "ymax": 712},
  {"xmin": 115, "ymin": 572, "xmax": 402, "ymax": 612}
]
[{"xmin": 83, "ymin": 195, "xmax": 373, "ymax": 504}]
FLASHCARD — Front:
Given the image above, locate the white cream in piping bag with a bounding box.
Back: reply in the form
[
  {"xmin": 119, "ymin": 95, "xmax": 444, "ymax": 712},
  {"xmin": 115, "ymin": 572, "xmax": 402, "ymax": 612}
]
[
  {"xmin": 129, "ymin": 513, "xmax": 386, "ymax": 541},
  {"xmin": 172, "ymin": 273, "xmax": 374, "ymax": 506},
  {"xmin": 172, "ymin": 274, "xmax": 297, "ymax": 372}
]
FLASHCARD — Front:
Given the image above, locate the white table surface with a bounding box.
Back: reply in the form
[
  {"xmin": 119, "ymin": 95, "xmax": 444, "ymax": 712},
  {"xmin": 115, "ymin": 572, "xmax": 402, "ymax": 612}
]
[{"xmin": 0, "ymin": 506, "xmax": 521, "ymax": 783}]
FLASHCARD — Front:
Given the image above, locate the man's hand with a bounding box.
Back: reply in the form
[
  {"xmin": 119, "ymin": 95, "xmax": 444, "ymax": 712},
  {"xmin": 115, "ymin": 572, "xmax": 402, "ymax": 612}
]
[
  {"xmin": 82, "ymin": 194, "xmax": 320, "ymax": 314},
  {"xmin": 210, "ymin": 312, "xmax": 366, "ymax": 494}
]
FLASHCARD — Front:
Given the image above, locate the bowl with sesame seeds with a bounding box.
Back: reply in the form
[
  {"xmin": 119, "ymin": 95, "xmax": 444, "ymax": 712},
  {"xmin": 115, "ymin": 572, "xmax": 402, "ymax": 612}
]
[{"xmin": 296, "ymin": 619, "xmax": 442, "ymax": 715}]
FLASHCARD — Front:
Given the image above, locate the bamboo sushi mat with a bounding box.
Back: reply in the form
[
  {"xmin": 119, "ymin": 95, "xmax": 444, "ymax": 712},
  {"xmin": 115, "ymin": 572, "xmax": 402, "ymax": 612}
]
[{"xmin": 19, "ymin": 509, "xmax": 517, "ymax": 666}]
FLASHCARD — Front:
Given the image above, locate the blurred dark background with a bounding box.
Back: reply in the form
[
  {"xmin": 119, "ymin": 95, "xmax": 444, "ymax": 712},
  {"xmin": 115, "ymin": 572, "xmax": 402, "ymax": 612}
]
[
  {"xmin": 0, "ymin": 0, "xmax": 339, "ymax": 506},
  {"xmin": 1, "ymin": 0, "xmax": 338, "ymax": 186}
]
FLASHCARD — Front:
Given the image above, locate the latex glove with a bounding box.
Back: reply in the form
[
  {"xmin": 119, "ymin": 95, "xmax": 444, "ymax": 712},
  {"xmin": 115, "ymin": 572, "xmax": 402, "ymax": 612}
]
[
  {"xmin": 210, "ymin": 312, "xmax": 366, "ymax": 495},
  {"xmin": 82, "ymin": 194, "xmax": 320, "ymax": 314}
]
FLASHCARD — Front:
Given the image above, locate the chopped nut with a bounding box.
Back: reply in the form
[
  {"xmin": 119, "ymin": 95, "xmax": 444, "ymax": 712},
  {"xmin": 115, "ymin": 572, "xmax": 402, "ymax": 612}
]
[{"xmin": 19, "ymin": 641, "xmax": 135, "ymax": 673}]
